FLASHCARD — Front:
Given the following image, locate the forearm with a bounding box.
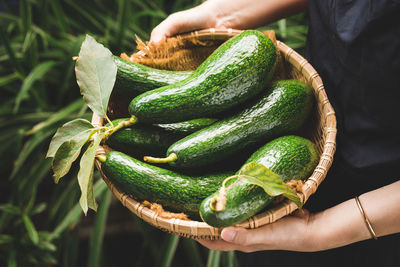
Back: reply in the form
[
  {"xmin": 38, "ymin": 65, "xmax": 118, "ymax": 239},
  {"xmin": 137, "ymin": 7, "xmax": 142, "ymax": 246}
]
[
  {"xmin": 207, "ymin": 0, "xmax": 308, "ymax": 29},
  {"xmin": 150, "ymin": 0, "xmax": 308, "ymax": 42},
  {"xmin": 310, "ymin": 180, "xmax": 400, "ymax": 250}
]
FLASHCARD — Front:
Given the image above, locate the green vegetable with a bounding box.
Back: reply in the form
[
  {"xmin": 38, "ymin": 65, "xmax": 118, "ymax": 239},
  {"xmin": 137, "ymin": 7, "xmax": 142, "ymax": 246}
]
[
  {"xmin": 156, "ymin": 118, "xmax": 218, "ymax": 134},
  {"xmin": 100, "ymin": 151, "xmax": 233, "ymax": 216},
  {"xmin": 106, "ymin": 118, "xmax": 217, "ymax": 157},
  {"xmin": 113, "ymin": 56, "xmax": 192, "ymax": 98},
  {"xmin": 199, "ymin": 135, "xmax": 319, "ymax": 227},
  {"xmin": 145, "ymin": 80, "xmax": 314, "ymax": 168},
  {"xmin": 128, "ymin": 30, "xmax": 277, "ymax": 123}
]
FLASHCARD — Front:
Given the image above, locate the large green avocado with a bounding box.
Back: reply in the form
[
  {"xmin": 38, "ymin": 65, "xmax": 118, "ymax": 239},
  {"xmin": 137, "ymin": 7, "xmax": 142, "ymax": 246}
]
[
  {"xmin": 101, "ymin": 151, "xmax": 233, "ymax": 216},
  {"xmin": 113, "ymin": 56, "xmax": 192, "ymax": 98},
  {"xmin": 106, "ymin": 118, "xmax": 217, "ymax": 157},
  {"xmin": 128, "ymin": 30, "xmax": 277, "ymax": 124},
  {"xmin": 199, "ymin": 135, "xmax": 319, "ymax": 227},
  {"xmin": 148, "ymin": 80, "xmax": 314, "ymax": 169}
]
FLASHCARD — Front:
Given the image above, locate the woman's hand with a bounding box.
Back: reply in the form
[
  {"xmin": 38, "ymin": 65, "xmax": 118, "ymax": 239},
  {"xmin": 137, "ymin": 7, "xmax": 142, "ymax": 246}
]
[
  {"xmin": 150, "ymin": 2, "xmax": 219, "ymax": 43},
  {"xmin": 197, "ymin": 180, "xmax": 400, "ymax": 252},
  {"xmin": 198, "ymin": 209, "xmax": 322, "ymax": 252},
  {"xmin": 150, "ymin": 0, "xmax": 308, "ymax": 43}
]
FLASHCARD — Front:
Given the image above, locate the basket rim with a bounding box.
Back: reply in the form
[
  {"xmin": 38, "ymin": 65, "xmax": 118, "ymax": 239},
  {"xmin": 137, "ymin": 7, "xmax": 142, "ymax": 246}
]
[{"xmin": 93, "ymin": 29, "xmax": 337, "ymax": 240}]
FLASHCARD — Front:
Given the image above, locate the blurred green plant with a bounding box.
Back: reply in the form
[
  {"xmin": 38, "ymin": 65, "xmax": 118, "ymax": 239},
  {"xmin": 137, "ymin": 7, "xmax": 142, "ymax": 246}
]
[{"xmin": 0, "ymin": 0, "xmax": 308, "ymax": 266}]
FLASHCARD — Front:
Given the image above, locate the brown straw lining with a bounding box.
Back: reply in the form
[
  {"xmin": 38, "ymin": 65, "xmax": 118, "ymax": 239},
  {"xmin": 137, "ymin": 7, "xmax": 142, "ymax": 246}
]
[{"xmin": 93, "ymin": 29, "xmax": 337, "ymax": 240}]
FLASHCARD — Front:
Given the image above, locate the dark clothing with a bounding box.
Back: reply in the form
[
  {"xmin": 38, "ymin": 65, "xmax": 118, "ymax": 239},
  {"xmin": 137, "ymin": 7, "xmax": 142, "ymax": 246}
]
[
  {"xmin": 249, "ymin": 0, "xmax": 400, "ymax": 266},
  {"xmin": 305, "ymin": 0, "xmax": 400, "ymax": 173},
  {"xmin": 304, "ymin": 0, "xmax": 400, "ymax": 209}
]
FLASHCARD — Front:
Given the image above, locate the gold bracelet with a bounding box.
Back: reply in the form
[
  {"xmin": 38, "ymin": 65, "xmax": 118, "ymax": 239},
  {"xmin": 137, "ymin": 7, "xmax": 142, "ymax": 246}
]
[{"xmin": 355, "ymin": 196, "xmax": 377, "ymax": 240}]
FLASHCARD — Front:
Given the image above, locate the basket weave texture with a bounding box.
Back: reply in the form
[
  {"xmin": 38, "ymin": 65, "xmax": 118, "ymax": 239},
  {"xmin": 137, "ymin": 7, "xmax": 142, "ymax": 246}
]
[{"xmin": 93, "ymin": 29, "xmax": 337, "ymax": 240}]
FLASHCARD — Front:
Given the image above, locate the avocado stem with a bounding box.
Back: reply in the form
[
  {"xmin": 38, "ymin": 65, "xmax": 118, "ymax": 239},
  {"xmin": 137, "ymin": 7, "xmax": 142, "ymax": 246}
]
[
  {"xmin": 103, "ymin": 115, "xmax": 138, "ymax": 141},
  {"xmin": 96, "ymin": 154, "xmax": 107, "ymax": 163},
  {"xmin": 143, "ymin": 153, "xmax": 178, "ymax": 164}
]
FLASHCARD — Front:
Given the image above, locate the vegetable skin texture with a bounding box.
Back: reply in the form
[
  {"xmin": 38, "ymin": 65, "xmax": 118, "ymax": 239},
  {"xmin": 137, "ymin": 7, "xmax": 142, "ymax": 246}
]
[
  {"xmin": 165, "ymin": 79, "xmax": 314, "ymax": 168},
  {"xmin": 106, "ymin": 118, "xmax": 217, "ymax": 157},
  {"xmin": 101, "ymin": 151, "xmax": 234, "ymax": 216},
  {"xmin": 113, "ymin": 56, "xmax": 192, "ymax": 98},
  {"xmin": 128, "ymin": 30, "xmax": 277, "ymax": 123},
  {"xmin": 199, "ymin": 135, "xmax": 320, "ymax": 227}
]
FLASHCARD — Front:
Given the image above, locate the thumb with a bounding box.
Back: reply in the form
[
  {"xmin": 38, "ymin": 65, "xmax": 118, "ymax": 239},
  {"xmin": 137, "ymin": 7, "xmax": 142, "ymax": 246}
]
[{"xmin": 221, "ymin": 227, "xmax": 253, "ymax": 246}]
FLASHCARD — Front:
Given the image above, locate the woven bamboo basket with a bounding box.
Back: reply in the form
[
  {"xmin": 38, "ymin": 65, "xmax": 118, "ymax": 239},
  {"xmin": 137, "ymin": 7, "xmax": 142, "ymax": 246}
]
[{"xmin": 93, "ymin": 29, "xmax": 337, "ymax": 240}]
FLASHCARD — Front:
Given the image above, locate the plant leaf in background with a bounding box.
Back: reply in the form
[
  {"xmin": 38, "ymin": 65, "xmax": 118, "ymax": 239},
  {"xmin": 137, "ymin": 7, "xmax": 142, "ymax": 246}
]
[
  {"xmin": 47, "ymin": 118, "xmax": 94, "ymax": 158},
  {"xmin": 75, "ymin": 35, "xmax": 117, "ymax": 119},
  {"xmin": 77, "ymin": 132, "xmax": 105, "ymax": 215},
  {"xmin": 13, "ymin": 61, "xmax": 57, "ymax": 114},
  {"xmin": 22, "ymin": 214, "xmax": 39, "ymax": 245},
  {"xmin": 238, "ymin": 163, "xmax": 303, "ymax": 208}
]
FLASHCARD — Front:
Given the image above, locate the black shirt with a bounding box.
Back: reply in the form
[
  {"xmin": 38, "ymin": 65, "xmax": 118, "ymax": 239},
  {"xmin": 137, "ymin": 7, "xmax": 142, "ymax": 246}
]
[
  {"xmin": 306, "ymin": 0, "xmax": 400, "ymax": 172},
  {"xmin": 304, "ymin": 0, "xmax": 400, "ymax": 210}
]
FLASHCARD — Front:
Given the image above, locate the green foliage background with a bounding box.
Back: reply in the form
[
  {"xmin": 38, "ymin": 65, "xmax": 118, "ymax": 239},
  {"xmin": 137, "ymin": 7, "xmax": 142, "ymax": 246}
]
[{"xmin": 0, "ymin": 1, "xmax": 308, "ymax": 266}]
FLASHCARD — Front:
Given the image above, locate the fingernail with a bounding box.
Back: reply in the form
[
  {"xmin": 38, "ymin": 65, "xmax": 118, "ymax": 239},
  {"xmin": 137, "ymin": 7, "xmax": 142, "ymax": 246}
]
[{"xmin": 221, "ymin": 229, "xmax": 237, "ymax": 242}]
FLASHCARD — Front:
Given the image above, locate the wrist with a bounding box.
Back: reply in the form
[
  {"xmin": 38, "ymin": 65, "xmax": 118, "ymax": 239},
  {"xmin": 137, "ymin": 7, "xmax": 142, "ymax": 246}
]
[{"xmin": 309, "ymin": 200, "xmax": 372, "ymax": 251}]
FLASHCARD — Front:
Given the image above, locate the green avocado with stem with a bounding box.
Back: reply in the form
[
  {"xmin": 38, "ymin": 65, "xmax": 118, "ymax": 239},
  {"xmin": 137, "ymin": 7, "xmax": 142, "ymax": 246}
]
[
  {"xmin": 199, "ymin": 135, "xmax": 320, "ymax": 227},
  {"xmin": 106, "ymin": 118, "xmax": 217, "ymax": 157},
  {"xmin": 145, "ymin": 80, "xmax": 314, "ymax": 169},
  {"xmin": 99, "ymin": 151, "xmax": 234, "ymax": 216},
  {"xmin": 128, "ymin": 30, "xmax": 277, "ymax": 124},
  {"xmin": 113, "ymin": 56, "xmax": 192, "ymax": 98}
]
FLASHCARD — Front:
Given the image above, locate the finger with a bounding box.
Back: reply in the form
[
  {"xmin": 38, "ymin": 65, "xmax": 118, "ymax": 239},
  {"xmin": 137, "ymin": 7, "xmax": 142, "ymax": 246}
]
[
  {"xmin": 150, "ymin": 7, "xmax": 213, "ymax": 43},
  {"xmin": 221, "ymin": 226, "xmax": 272, "ymax": 247},
  {"xmin": 221, "ymin": 227, "xmax": 250, "ymax": 245},
  {"xmin": 150, "ymin": 14, "xmax": 184, "ymax": 43},
  {"xmin": 197, "ymin": 236, "xmax": 266, "ymax": 253}
]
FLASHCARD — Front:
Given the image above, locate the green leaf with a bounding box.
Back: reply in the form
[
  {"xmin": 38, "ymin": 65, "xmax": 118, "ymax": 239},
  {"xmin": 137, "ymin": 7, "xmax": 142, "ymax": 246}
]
[
  {"xmin": 207, "ymin": 250, "xmax": 221, "ymax": 267},
  {"xmin": 224, "ymin": 251, "xmax": 236, "ymax": 267},
  {"xmin": 7, "ymin": 250, "xmax": 17, "ymax": 267},
  {"xmin": 47, "ymin": 178, "xmax": 108, "ymax": 241},
  {"xmin": 181, "ymin": 239, "xmax": 203, "ymax": 267},
  {"xmin": 48, "ymin": 0, "xmax": 71, "ymax": 33},
  {"xmin": 10, "ymin": 127, "xmax": 55, "ymax": 180},
  {"xmin": 42, "ymin": 254, "xmax": 58, "ymax": 265},
  {"xmin": 23, "ymin": 214, "xmax": 39, "ymax": 245},
  {"xmin": 75, "ymin": 35, "xmax": 117, "ymax": 118},
  {"xmin": 158, "ymin": 234, "xmax": 180, "ymax": 267},
  {"xmin": 0, "ymin": 72, "xmax": 20, "ymax": 87},
  {"xmin": 0, "ymin": 234, "xmax": 14, "ymax": 245},
  {"xmin": 52, "ymin": 137, "xmax": 89, "ymax": 183},
  {"xmin": 14, "ymin": 60, "xmax": 57, "ymax": 114},
  {"xmin": 0, "ymin": 204, "xmax": 21, "ymax": 215},
  {"xmin": 47, "ymin": 118, "xmax": 94, "ymax": 158},
  {"xmin": 38, "ymin": 239, "xmax": 57, "ymax": 252},
  {"xmin": 238, "ymin": 163, "xmax": 303, "ymax": 208},
  {"xmin": 26, "ymin": 98, "xmax": 84, "ymax": 136},
  {"xmin": 50, "ymin": 125, "xmax": 93, "ymax": 183},
  {"xmin": 30, "ymin": 203, "xmax": 47, "ymax": 216},
  {"xmin": 64, "ymin": 0, "xmax": 104, "ymax": 32},
  {"xmin": 77, "ymin": 132, "xmax": 104, "ymax": 214},
  {"xmin": 88, "ymin": 189, "xmax": 112, "ymax": 267},
  {"xmin": 0, "ymin": 27, "xmax": 24, "ymax": 75},
  {"xmin": 116, "ymin": 0, "xmax": 129, "ymax": 48}
]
